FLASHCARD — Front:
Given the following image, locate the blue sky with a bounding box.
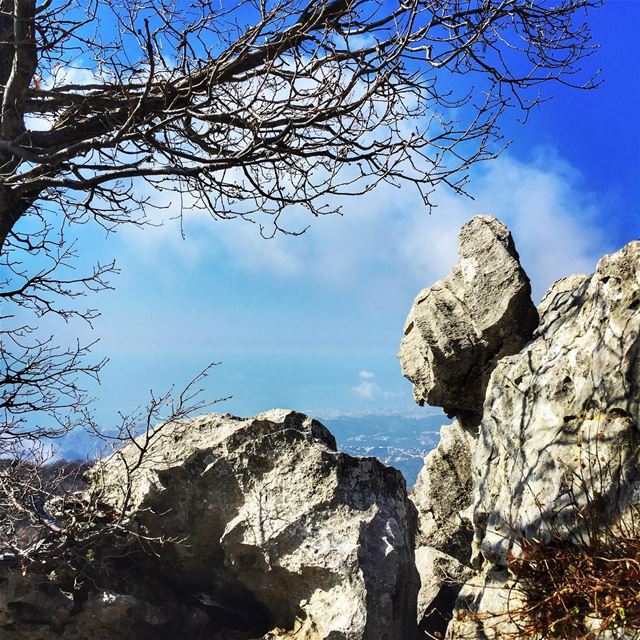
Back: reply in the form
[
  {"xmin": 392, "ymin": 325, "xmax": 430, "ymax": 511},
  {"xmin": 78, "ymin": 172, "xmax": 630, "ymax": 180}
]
[{"xmin": 23, "ymin": 1, "xmax": 640, "ymax": 427}]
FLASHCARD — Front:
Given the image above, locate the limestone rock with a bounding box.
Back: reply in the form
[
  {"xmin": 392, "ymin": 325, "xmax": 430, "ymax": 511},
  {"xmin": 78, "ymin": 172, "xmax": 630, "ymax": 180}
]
[
  {"xmin": 445, "ymin": 566, "xmax": 521, "ymax": 640},
  {"xmin": 472, "ymin": 240, "xmax": 640, "ymax": 566},
  {"xmin": 410, "ymin": 421, "xmax": 475, "ymax": 637},
  {"xmin": 536, "ymin": 272, "xmax": 589, "ymax": 319},
  {"xmin": 94, "ymin": 409, "xmax": 419, "ymax": 640},
  {"xmin": 399, "ymin": 215, "xmax": 538, "ymax": 424},
  {"xmin": 415, "ymin": 547, "xmax": 472, "ymax": 639},
  {"xmin": 411, "ymin": 421, "xmax": 476, "ymax": 563}
]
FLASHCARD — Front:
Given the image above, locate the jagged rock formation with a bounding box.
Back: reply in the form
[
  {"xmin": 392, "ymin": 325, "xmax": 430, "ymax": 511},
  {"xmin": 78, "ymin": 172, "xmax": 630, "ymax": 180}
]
[
  {"xmin": 472, "ymin": 240, "xmax": 640, "ymax": 567},
  {"xmin": 415, "ymin": 547, "xmax": 472, "ymax": 639},
  {"xmin": 404, "ymin": 227, "xmax": 640, "ymax": 639},
  {"xmin": 446, "ymin": 240, "xmax": 640, "ymax": 638},
  {"xmin": 412, "ymin": 421, "xmax": 475, "ymax": 562},
  {"xmin": 410, "ymin": 420, "xmax": 476, "ymax": 636},
  {"xmin": 399, "ymin": 215, "xmax": 538, "ymax": 426},
  {"xmin": 94, "ymin": 409, "xmax": 419, "ymax": 640}
]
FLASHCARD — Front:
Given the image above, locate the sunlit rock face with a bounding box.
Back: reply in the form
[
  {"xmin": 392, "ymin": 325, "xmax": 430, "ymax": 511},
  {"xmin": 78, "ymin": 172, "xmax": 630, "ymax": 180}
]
[
  {"xmin": 399, "ymin": 215, "xmax": 538, "ymax": 427},
  {"xmin": 4, "ymin": 220, "xmax": 638, "ymax": 640},
  {"xmin": 404, "ymin": 222, "xmax": 639, "ymax": 639},
  {"xmin": 411, "ymin": 420, "xmax": 475, "ymax": 563},
  {"xmin": 96, "ymin": 409, "xmax": 420, "ymax": 640},
  {"xmin": 446, "ymin": 240, "xmax": 640, "ymax": 639},
  {"xmin": 472, "ymin": 240, "xmax": 640, "ymax": 567}
]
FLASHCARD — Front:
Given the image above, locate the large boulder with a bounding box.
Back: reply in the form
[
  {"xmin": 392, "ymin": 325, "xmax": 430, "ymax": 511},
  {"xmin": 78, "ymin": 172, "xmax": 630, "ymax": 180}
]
[
  {"xmin": 94, "ymin": 409, "xmax": 419, "ymax": 640},
  {"xmin": 399, "ymin": 215, "xmax": 538, "ymax": 425},
  {"xmin": 472, "ymin": 240, "xmax": 640, "ymax": 566},
  {"xmin": 446, "ymin": 240, "xmax": 640, "ymax": 639}
]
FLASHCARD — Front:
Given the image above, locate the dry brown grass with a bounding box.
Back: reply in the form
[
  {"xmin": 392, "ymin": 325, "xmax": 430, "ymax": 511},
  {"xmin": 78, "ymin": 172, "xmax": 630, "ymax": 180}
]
[{"xmin": 504, "ymin": 528, "xmax": 640, "ymax": 639}]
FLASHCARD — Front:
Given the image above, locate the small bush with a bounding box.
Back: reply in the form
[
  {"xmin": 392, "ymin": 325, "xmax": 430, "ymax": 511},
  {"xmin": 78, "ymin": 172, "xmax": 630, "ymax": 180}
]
[{"xmin": 506, "ymin": 525, "xmax": 640, "ymax": 639}]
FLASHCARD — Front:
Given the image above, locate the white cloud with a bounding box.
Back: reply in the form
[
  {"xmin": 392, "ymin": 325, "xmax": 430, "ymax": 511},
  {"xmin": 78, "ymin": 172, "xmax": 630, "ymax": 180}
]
[
  {"xmin": 351, "ymin": 370, "xmax": 403, "ymax": 400},
  {"xmin": 352, "ymin": 370, "xmax": 379, "ymax": 399},
  {"xmin": 200, "ymin": 146, "xmax": 605, "ymax": 301},
  {"xmin": 351, "ymin": 370, "xmax": 407, "ymax": 400},
  {"xmin": 353, "ymin": 380, "xmax": 378, "ymax": 399},
  {"xmin": 158, "ymin": 149, "xmax": 603, "ymax": 297},
  {"xmin": 467, "ymin": 148, "xmax": 603, "ymax": 297},
  {"xmin": 44, "ymin": 63, "xmax": 107, "ymax": 90},
  {"xmin": 113, "ymin": 145, "xmax": 607, "ymax": 308}
]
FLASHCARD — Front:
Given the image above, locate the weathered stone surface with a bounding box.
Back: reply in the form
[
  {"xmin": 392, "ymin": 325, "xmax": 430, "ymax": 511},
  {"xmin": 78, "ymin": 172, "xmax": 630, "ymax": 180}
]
[
  {"xmin": 472, "ymin": 240, "xmax": 640, "ymax": 567},
  {"xmin": 411, "ymin": 237, "xmax": 640, "ymax": 639},
  {"xmin": 399, "ymin": 215, "xmax": 538, "ymax": 424},
  {"xmin": 445, "ymin": 566, "xmax": 521, "ymax": 640},
  {"xmin": 410, "ymin": 421, "xmax": 475, "ymax": 638},
  {"xmin": 416, "ymin": 547, "xmax": 471, "ymax": 621},
  {"xmin": 96, "ymin": 409, "xmax": 419, "ymax": 640},
  {"xmin": 415, "ymin": 547, "xmax": 472, "ymax": 638},
  {"xmin": 411, "ymin": 421, "xmax": 475, "ymax": 563},
  {"xmin": 536, "ymin": 272, "xmax": 589, "ymax": 319},
  {"xmin": 446, "ymin": 241, "xmax": 640, "ymax": 638}
]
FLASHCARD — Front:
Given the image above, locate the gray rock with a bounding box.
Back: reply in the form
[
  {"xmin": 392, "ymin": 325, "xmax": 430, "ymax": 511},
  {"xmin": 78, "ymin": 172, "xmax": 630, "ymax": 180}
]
[
  {"xmin": 94, "ymin": 409, "xmax": 419, "ymax": 640},
  {"xmin": 410, "ymin": 421, "xmax": 476, "ymax": 638},
  {"xmin": 446, "ymin": 240, "xmax": 639, "ymax": 639},
  {"xmin": 411, "ymin": 421, "xmax": 475, "ymax": 563},
  {"xmin": 445, "ymin": 566, "xmax": 521, "ymax": 640},
  {"xmin": 0, "ymin": 570, "xmax": 207, "ymax": 640},
  {"xmin": 472, "ymin": 240, "xmax": 640, "ymax": 567},
  {"xmin": 415, "ymin": 547, "xmax": 472, "ymax": 638},
  {"xmin": 399, "ymin": 215, "xmax": 538, "ymax": 425}
]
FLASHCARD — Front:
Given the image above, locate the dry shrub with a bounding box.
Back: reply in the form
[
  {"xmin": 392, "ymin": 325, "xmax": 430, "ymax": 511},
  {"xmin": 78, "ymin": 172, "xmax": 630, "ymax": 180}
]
[
  {"xmin": 506, "ymin": 524, "xmax": 640, "ymax": 639},
  {"xmin": 499, "ymin": 421, "xmax": 640, "ymax": 640}
]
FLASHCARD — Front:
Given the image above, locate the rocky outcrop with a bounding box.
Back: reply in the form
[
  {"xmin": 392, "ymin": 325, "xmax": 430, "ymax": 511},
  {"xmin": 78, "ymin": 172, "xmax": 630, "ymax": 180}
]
[
  {"xmin": 402, "ymin": 215, "xmax": 538, "ymax": 636},
  {"xmin": 410, "ymin": 421, "xmax": 475, "ymax": 636},
  {"xmin": 443, "ymin": 240, "xmax": 640, "ymax": 638},
  {"xmin": 472, "ymin": 240, "xmax": 640, "ymax": 567},
  {"xmin": 399, "ymin": 215, "xmax": 538, "ymax": 425},
  {"xmin": 404, "ymin": 224, "xmax": 639, "ymax": 638},
  {"xmin": 3, "ymin": 220, "xmax": 638, "ymax": 640},
  {"xmin": 94, "ymin": 409, "xmax": 419, "ymax": 640},
  {"xmin": 412, "ymin": 421, "xmax": 475, "ymax": 562}
]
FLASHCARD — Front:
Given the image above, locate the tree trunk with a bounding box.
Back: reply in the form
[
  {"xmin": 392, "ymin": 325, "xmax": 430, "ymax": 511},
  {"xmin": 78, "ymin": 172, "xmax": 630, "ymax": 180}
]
[{"xmin": 0, "ymin": 186, "xmax": 31, "ymax": 252}]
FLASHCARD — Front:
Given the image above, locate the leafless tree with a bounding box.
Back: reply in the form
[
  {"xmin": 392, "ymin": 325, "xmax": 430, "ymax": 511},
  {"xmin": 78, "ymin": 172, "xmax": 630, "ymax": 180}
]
[
  {"xmin": 0, "ymin": 364, "xmax": 222, "ymax": 580},
  {"xmin": 1, "ymin": 0, "xmax": 601, "ymax": 445}
]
